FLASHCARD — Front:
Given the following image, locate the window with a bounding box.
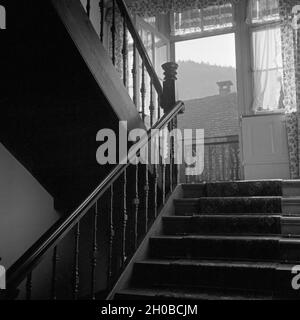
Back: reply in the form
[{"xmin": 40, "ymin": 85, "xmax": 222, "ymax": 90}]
[
  {"xmin": 175, "ymin": 33, "xmax": 237, "ymax": 101},
  {"xmin": 143, "ymin": 16, "xmax": 156, "ymax": 28},
  {"xmin": 248, "ymin": 0, "xmax": 283, "ymax": 112},
  {"xmin": 172, "ymin": 3, "xmax": 234, "ymax": 37},
  {"xmin": 247, "ymin": 0, "xmax": 280, "ymax": 25}
]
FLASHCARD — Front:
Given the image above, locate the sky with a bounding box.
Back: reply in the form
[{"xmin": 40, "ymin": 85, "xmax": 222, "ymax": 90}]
[{"xmin": 175, "ymin": 33, "xmax": 237, "ymax": 68}]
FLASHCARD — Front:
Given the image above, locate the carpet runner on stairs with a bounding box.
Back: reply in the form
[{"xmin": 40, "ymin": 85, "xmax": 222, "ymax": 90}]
[{"xmin": 114, "ymin": 181, "xmax": 300, "ymax": 300}]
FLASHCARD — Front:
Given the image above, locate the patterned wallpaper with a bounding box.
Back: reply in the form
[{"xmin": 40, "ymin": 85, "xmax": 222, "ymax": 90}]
[
  {"xmin": 279, "ymin": 0, "xmax": 300, "ymax": 178},
  {"xmin": 128, "ymin": 0, "xmax": 237, "ymax": 17}
]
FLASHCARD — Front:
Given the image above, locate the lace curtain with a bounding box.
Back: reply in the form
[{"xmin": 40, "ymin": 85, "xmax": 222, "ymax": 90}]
[{"xmin": 247, "ymin": 0, "xmax": 280, "ymax": 24}]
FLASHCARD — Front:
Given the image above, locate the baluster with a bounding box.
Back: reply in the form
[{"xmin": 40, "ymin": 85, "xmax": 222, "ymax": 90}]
[
  {"xmin": 122, "ymin": 18, "xmax": 128, "ymax": 87},
  {"xmin": 86, "ymin": 0, "xmax": 91, "ymax": 18},
  {"xmin": 154, "ymin": 163, "xmax": 158, "ymax": 218},
  {"xmin": 132, "ymin": 43, "xmax": 137, "ymax": 106},
  {"xmin": 111, "ymin": 0, "xmax": 116, "ymax": 65},
  {"xmin": 122, "ymin": 169, "xmax": 128, "ymax": 265},
  {"xmin": 162, "ymin": 145, "xmax": 166, "ymax": 205},
  {"xmin": 108, "ymin": 185, "xmax": 114, "ymax": 288},
  {"xmin": 161, "ymin": 128, "xmax": 166, "ymax": 204},
  {"xmin": 144, "ymin": 164, "xmax": 149, "ymax": 233},
  {"xmin": 26, "ymin": 272, "xmax": 32, "ymax": 301},
  {"xmin": 141, "ymin": 63, "xmax": 146, "ymax": 121},
  {"xmin": 175, "ymin": 116, "xmax": 180, "ymax": 186},
  {"xmin": 234, "ymin": 144, "xmax": 240, "ymax": 180},
  {"xmin": 208, "ymin": 145, "xmax": 212, "ymax": 181},
  {"xmin": 99, "ymin": 0, "xmax": 105, "ymax": 43},
  {"xmin": 133, "ymin": 165, "xmax": 139, "ymax": 249},
  {"xmin": 169, "ymin": 120, "xmax": 174, "ymax": 193},
  {"xmin": 91, "ymin": 202, "xmax": 99, "ymax": 300},
  {"xmin": 51, "ymin": 246, "xmax": 59, "ymax": 300},
  {"xmin": 149, "ymin": 81, "xmax": 154, "ymax": 126},
  {"xmin": 158, "ymin": 95, "xmax": 161, "ymax": 120},
  {"xmin": 162, "ymin": 165, "xmax": 166, "ymax": 204},
  {"xmin": 73, "ymin": 223, "xmax": 80, "ymax": 300}
]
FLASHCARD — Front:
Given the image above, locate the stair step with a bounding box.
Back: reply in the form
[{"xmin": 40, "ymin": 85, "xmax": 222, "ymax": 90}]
[
  {"xmin": 174, "ymin": 197, "xmax": 282, "ymax": 215},
  {"xmin": 182, "ymin": 181, "xmax": 282, "ymax": 198},
  {"xmin": 131, "ymin": 259, "xmax": 278, "ymax": 292},
  {"xmin": 150, "ymin": 236, "xmax": 300, "ymax": 262},
  {"xmin": 115, "ymin": 287, "xmax": 274, "ymax": 300},
  {"xmin": 150, "ymin": 235, "xmax": 281, "ymax": 261},
  {"xmin": 163, "ymin": 215, "xmax": 282, "ymax": 235}
]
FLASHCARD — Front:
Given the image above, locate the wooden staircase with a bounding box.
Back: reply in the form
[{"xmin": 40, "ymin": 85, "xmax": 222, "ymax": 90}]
[{"xmin": 113, "ymin": 181, "xmax": 300, "ymax": 300}]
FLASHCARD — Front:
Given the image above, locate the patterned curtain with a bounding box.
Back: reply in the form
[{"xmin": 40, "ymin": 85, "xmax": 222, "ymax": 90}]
[
  {"xmin": 128, "ymin": 0, "xmax": 238, "ymax": 17},
  {"xmin": 279, "ymin": 0, "xmax": 299, "ymax": 178}
]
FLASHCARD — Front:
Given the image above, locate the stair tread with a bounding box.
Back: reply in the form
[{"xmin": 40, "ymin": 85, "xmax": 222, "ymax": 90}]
[
  {"xmin": 153, "ymin": 235, "xmax": 300, "ymax": 242},
  {"xmin": 151, "ymin": 235, "xmax": 281, "ymax": 241},
  {"xmin": 136, "ymin": 259, "xmax": 279, "ymax": 269},
  {"xmin": 116, "ymin": 287, "xmax": 274, "ymax": 300},
  {"xmin": 183, "ymin": 180, "xmax": 282, "ymax": 185},
  {"xmin": 164, "ymin": 215, "xmax": 282, "ymax": 219},
  {"xmin": 176, "ymin": 197, "xmax": 282, "ymax": 200}
]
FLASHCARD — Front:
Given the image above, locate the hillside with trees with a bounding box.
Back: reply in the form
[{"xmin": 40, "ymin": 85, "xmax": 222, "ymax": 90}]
[{"xmin": 177, "ymin": 60, "xmax": 237, "ymax": 101}]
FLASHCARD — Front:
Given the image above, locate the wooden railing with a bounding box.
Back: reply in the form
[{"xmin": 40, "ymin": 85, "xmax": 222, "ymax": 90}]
[
  {"xmin": 6, "ymin": 101, "xmax": 184, "ymax": 300},
  {"xmin": 84, "ymin": 0, "xmax": 166, "ymax": 125},
  {"xmin": 3, "ymin": 0, "xmax": 184, "ymax": 300},
  {"xmin": 183, "ymin": 135, "xmax": 240, "ymax": 183}
]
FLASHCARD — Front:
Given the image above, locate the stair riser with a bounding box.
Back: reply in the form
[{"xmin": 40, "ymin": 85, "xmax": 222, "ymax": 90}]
[
  {"xmin": 183, "ymin": 181, "xmax": 282, "ymax": 198},
  {"xmin": 132, "ymin": 263, "xmax": 276, "ymax": 292},
  {"xmin": 175, "ymin": 198, "xmax": 282, "ymax": 215},
  {"xmin": 151, "ymin": 238, "xmax": 300, "ymax": 263},
  {"xmin": 163, "ymin": 217, "xmax": 281, "ymax": 236},
  {"xmin": 150, "ymin": 238, "xmax": 281, "ymax": 261}
]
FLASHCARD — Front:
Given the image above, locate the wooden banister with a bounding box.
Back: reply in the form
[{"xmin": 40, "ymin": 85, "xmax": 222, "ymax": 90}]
[
  {"xmin": 115, "ymin": 0, "xmax": 163, "ymax": 97},
  {"xmin": 6, "ymin": 101, "xmax": 184, "ymax": 293}
]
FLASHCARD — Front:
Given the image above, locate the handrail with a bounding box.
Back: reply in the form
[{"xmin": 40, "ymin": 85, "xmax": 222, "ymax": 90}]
[
  {"xmin": 6, "ymin": 101, "xmax": 184, "ymax": 291},
  {"xmin": 115, "ymin": 0, "xmax": 163, "ymax": 97}
]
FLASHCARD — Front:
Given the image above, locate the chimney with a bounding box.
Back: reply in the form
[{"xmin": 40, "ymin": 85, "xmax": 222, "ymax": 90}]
[{"xmin": 217, "ymin": 81, "xmax": 233, "ymax": 96}]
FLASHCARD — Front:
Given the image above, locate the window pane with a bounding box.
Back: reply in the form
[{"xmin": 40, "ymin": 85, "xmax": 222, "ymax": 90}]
[
  {"xmin": 175, "ymin": 33, "xmax": 237, "ymax": 101},
  {"xmin": 172, "ymin": 3, "xmax": 234, "ymax": 36},
  {"xmin": 252, "ymin": 27, "xmax": 283, "ymax": 111},
  {"xmin": 143, "ymin": 16, "xmax": 156, "ymax": 28},
  {"xmin": 247, "ymin": 0, "xmax": 280, "ymax": 24}
]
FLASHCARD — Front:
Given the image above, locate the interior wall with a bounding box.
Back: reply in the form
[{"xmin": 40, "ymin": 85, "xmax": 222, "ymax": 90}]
[{"xmin": 0, "ymin": 143, "xmax": 59, "ymax": 269}]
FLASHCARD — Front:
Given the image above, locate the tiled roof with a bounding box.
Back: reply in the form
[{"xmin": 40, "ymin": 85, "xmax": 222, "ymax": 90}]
[{"xmin": 178, "ymin": 92, "xmax": 239, "ymax": 138}]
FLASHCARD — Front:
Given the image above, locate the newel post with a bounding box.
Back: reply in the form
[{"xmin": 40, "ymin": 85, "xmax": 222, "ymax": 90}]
[{"xmin": 161, "ymin": 62, "xmax": 179, "ymax": 113}]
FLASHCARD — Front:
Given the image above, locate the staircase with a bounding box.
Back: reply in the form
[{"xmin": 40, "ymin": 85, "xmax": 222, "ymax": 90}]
[
  {"xmin": 114, "ymin": 181, "xmax": 300, "ymax": 300},
  {"xmin": 3, "ymin": 1, "xmax": 300, "ymax": 301}
]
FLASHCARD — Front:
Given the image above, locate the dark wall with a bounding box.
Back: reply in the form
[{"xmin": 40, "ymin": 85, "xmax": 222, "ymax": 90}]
[{"xmin": 0, "ymin": 0, "xmax": 119, "ymax": 211}]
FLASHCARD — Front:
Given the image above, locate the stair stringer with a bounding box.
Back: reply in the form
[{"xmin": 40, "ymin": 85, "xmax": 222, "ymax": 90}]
[
  {"xmin": 52, "ymin": 0, "xmax": 146, "ymax": 132},
  {"xmin": 106, "ymin": 184, "xmax": 184, "ymax": 300}
]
